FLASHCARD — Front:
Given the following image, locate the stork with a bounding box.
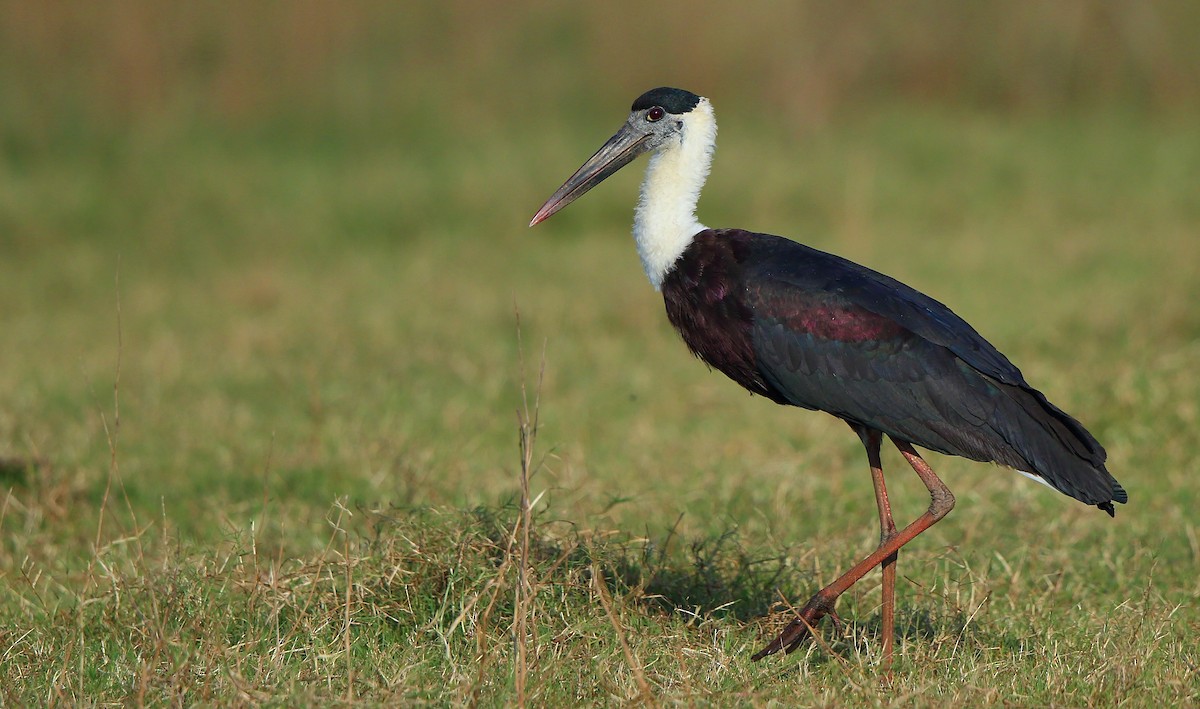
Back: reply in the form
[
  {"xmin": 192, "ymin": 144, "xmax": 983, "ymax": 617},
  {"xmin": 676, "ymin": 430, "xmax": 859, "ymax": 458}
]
[{"xmin": 529, "ymin": 87, "xmax": 1126, "ymax": 667}]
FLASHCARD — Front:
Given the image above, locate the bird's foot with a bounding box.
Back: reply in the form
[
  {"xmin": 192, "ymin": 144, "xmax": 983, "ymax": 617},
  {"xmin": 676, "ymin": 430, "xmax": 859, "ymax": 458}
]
[{"xmin": 751, "ymin": 593, "xmax": 840, "ymax": 661}]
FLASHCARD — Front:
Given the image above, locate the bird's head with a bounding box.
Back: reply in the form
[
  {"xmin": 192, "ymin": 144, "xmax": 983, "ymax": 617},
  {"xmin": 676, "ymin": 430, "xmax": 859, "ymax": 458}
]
[{"xmin": 529, "ymin": 87, "xmax": 706, "ymax": 226}]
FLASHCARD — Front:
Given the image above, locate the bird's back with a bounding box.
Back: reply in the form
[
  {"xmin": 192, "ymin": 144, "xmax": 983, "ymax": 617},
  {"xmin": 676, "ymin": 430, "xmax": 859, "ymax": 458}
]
[{"xmin": 662, "ymin": 229, "xmax": 1126, "ymax": 513}]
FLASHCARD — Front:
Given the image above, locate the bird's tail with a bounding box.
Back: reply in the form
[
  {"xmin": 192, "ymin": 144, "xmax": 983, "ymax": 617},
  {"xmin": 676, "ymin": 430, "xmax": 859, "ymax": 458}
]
[{"xmin": 989, "ymin": 381, "xmax": 1127, "ymax": 515}]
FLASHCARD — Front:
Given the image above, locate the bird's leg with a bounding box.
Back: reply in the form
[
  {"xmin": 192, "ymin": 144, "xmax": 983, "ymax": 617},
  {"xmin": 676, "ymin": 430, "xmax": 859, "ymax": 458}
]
[
  {"xmin": 752, "ymin": 435, "xmax": 954, "ymax": 662},
  {"xmin": 751, "ymin": 426, "xmax": 897, "ymax": 661},
  {"xmin": 850, "ymin": 425, "xmax": 900, "ymax": 666},
  {"xmin": 859, "ymin": 427, "xmax": 898, "ymax": 671}
]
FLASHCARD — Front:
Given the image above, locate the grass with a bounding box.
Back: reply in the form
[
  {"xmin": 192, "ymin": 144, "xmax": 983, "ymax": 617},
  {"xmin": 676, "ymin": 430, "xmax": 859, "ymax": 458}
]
[{"xmin": 3, "ymin": 2, "xmax": 1200, "ymax": 705}]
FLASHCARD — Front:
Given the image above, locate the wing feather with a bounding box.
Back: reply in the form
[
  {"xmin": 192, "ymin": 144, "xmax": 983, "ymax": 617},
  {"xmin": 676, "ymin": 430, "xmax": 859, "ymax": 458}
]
[{"xmin": 734, "ymin": 231, "xmax": 1122, "ymax": 507}]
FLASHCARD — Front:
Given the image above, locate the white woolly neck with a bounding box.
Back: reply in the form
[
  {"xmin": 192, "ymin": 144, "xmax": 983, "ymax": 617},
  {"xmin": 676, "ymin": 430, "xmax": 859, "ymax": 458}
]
[{"xmin": 633, "ymin": 98, "xmax": 716, "ymax": 290}]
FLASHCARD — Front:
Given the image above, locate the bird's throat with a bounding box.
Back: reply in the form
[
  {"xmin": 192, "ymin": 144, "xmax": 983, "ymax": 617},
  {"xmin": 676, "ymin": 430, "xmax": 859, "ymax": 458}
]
[{"xmin": 633, "ymin": 99, "xmax": 717, "ymax": 290}]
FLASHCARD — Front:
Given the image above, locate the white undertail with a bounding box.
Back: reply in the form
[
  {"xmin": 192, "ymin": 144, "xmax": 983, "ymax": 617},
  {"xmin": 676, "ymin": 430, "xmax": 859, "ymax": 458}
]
[
  {"xmin": 633, "ymin": 98, "xmax": 717, "ymax": 290},
  {"xmin": 1016, "ymin": 469, "xmax": 1057, "ymax": 491}
]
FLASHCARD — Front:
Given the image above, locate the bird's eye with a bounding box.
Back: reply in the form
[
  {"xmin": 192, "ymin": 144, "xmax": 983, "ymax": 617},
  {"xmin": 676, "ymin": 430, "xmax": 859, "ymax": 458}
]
[{"xmin": 647, "ymin": 106, "xmax": 665, "ymax": 122}]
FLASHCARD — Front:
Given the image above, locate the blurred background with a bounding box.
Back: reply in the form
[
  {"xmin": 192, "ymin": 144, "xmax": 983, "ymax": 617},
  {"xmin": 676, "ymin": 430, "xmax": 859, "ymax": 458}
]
[
  {"xmin": 1, "ymin": 0, "xmax": 1198, "ymax": 543},
  {"xmin": 5, "ymin": 1, "xmax": 1199, "ymax": 132}
]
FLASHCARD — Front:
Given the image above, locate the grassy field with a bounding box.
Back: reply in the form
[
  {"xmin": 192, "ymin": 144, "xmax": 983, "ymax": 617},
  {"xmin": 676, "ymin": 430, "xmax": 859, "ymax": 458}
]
[{"xmin": 2, "ymin": 2, "xmax": 1200, "ymax": 705}]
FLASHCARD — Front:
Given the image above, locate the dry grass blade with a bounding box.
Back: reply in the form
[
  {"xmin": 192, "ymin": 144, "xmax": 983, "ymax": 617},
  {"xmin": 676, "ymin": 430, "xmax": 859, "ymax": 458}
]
[
  {"xmin": 513, "ymin": 307, "xmax": 546, "ymax": 707},
  {"xmin": 343, "ymin": 503, "xmax": 354, "ymax": 703},
  {"xmin": 592, "ymin": 561, "xmax": 657, "ymax": 707}
]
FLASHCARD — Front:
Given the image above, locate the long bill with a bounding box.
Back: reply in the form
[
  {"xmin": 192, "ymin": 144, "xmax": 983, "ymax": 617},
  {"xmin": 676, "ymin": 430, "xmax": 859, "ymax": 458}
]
[{"xmin": 529, "ymin": 122, "xmax": 653, "ymax": 226}]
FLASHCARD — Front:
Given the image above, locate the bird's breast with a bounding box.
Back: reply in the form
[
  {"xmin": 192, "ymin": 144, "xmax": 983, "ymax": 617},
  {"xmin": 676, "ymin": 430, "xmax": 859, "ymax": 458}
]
[{"xmin": 660, "ymin": 232, "xmax": 787, "ymax": 403}]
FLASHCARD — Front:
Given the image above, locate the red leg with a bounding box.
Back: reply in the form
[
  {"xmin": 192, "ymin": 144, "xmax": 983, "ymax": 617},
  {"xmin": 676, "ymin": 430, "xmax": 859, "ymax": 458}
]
[
  {"xmin": 861, "ymin": 428, "xmax": 898, "ymax": 671},
  {"xmin": 849, "ymin": 425, "xmax": 899, "ymax": 668},
  {"xmin": 752, "ymin": 434, "xmax": 954, "ymax": 662}
]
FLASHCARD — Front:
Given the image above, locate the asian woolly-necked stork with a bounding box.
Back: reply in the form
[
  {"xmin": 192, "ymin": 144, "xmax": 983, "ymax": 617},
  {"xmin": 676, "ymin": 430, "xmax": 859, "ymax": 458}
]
[{"xmin": 529, "ymin": 87, "xmax": 1126, "ymax": 667}]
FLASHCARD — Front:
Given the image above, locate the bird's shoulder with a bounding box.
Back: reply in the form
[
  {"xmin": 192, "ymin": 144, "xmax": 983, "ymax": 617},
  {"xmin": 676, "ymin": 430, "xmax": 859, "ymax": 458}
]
[{"xmin": 690, "ymin": 228, "xmax": 1027, "ymax": 386}]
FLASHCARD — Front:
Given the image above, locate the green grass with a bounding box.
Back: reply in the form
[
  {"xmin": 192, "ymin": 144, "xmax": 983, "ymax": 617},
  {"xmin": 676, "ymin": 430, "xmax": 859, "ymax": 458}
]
[
  {"xmin": 3, "ymin": 3, "xmax": 1200, "ymax": 705},
  {"xmin": 3, "ymin": 104, "xmax": 1197, "ymax": 706}
]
